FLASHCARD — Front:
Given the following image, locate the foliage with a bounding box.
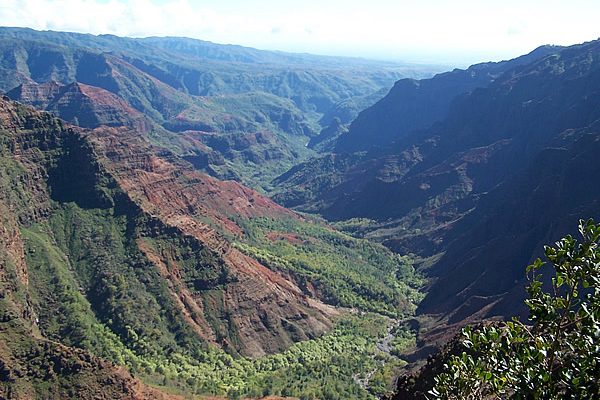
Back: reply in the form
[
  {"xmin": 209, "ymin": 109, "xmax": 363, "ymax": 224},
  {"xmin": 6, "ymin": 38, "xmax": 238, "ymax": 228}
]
[
  {"xmin": 0, "ymin": 102, "xmax": 423, "ymax": 399},
  {"xmin": 431, "ymin": 219, "xmax": 600, "ymax": 399},
  {"xmin": 16, "ymin": 186, "xmax": 420, "ymax": 399},
  {"xmin": 18, "ymin": 201, "xmax": 420, "ymax": 399},
  {"xmin": 233, "ymin": 216, "xmax": 424, "ymax": 317},
  {"xmin": 209, "ymin": 130, "xmax": 317, "ymax": 191},
  {"xmin": 136, "ymin": 313, "xmax": 406, "ymax": 400},
  {"xmin": 389, "ymin": 326, "xmax": 418, "ymax": 358}
]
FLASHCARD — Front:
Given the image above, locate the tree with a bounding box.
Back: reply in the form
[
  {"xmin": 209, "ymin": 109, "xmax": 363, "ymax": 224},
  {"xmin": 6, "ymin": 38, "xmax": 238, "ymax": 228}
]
[{"xmin": 431, "ymin": 219, "xmax": 600, "ymax": 399}]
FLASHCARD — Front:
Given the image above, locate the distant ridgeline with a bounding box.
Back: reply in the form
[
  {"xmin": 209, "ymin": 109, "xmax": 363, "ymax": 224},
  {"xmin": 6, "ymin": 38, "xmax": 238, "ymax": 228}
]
[{"xmin": 0, "ymin": 26, "xmax": 439, "ymax": 191}]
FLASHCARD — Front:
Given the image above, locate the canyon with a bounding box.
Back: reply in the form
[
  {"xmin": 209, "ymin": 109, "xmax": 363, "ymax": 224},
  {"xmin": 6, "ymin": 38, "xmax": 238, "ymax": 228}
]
[{"xmin": 1, "ymin": 27, "xmax": 599, "ymax": 399}]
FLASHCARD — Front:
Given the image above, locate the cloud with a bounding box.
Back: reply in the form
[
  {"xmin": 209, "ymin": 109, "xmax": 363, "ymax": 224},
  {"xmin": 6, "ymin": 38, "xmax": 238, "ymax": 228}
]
[
  {"xmin": 0, "ymin": 0, "xmax": 263, "ymax": 40},
  {"xmin": 0, "ymin": 0, "xmax": 599, "ymax": 64}
]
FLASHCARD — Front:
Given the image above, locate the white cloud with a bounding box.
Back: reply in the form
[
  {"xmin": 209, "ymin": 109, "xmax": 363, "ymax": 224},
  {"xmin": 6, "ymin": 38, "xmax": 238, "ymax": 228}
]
[{"xmin": 0, "ymin": 0, "xmax": 599, "ymax": 64}]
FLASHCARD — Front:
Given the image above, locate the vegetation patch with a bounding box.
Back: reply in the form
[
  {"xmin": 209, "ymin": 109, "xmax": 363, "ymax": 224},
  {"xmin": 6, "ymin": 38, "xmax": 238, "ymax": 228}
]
[{"xmin": 233, "ymin": 216, "xmax": 424, "ymax": 317}]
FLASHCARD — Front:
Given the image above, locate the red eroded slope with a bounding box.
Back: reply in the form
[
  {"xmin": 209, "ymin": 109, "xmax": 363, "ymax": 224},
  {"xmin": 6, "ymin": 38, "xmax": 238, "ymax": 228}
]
[{"xmin": 87, "ymin": 125, "xmax": 336, "ymax": 356}]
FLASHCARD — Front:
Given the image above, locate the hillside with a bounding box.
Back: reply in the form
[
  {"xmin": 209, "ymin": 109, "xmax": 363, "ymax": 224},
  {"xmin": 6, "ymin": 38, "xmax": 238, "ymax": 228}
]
[
  {"xmin": 272, "ymin": 45, "xmax": 561, "ymax": 211},
  {"xmin": 273, "ymin": 39, "xmax": 600, "ymax": 347},
  {"xmin": 335, "ymin": 45, "xmax": 560, "ymax": 152},
  {"xmin": 0, "ymin": 97, "xmax": 422, "ymax": 398},
  {"xmin": 0, "ymin": 27, "xmax": 440, "ymax": 190}
]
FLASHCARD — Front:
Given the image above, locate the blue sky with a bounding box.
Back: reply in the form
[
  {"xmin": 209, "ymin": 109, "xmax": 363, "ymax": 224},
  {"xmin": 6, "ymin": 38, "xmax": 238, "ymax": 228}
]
[{"xmin": 1, "ymin": 0, "xmax": 599, "ymax": 65}]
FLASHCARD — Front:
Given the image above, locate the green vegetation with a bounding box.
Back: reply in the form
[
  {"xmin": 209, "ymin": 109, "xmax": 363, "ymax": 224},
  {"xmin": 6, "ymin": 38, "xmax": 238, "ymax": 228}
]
[
  {"xmin": 213, "ymin": 131, "xmax": 316, "ymax": 192},
  {"xmin": 19, "ymin": 201, "xmax": 421, "ymax": 399},
  {"xmin": 233, "ymin": 216, "xmax": 424, "ymax": 317},
  {"xmin": 23, "ymin": 206, "xmax": 203, "ymax": 365},
  {"xmin": 271, "ymin": 152, "xmax": 366, "ymax": 210},
  {"xmin": 331, "ymin": 218, "xmax": 379, "ymax": 237},
  {"xmin": 136, "ymin": 313, "xmax": 409, "ymax": 399},
  {"xmin": 174, "ymin": 314, "xmax": 397, "ymax": 399},
  {"xmin": 432, "ymin": 219, "xmax": 600, "ymax": 399},
  {"xmin": 1, "ymin": 101, "xmax": 424, "ymax": 399},
  {"xmin": 389, "ymin": 326, "xmax": 418, "ymax": 358},
  {"xmin": 22, "ymin": 224, "xmax": 411, "ymax": 399},
  {"xmin": 15, "ymin": 186, "xmax": 421, "ymax": 399},
  {"xmin": 20, "ymin": 203, "xmax": 421, "ymax": 399}
]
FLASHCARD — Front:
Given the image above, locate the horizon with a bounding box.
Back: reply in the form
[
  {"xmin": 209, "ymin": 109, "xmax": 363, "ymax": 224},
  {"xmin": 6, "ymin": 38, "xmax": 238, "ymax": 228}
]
[
  {"xmin": 1, "ymin": 0, "xmax": 599, "ymax": 66},
  {"xmin": 0, "ymin": 24, "xmax": 592, "ymax": 70}
]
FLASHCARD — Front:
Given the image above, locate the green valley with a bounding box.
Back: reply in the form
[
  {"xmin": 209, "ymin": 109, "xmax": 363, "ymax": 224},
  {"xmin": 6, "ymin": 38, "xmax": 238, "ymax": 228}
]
[
  {"xmin": 0, "ymin": 92, "xmax": 421, "ymax": 399},
  {"xmin": 1, "ymin": 17, "xmax": 600, "ymax": 400}
]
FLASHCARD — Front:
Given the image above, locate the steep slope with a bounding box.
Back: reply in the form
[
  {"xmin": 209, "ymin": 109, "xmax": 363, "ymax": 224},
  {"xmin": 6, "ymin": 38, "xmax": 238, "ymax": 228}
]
[
  {"xmin": 273, "ymin": 45, "xmax": 559, "ymax": 211},
  {"xmin": 0, "ymin": 97, "xmax": 335, "ymax": 356},
  {"xmin": 275, "ymin": 39, "xmax": 600, "ymax": 338},
  {"xmin": 1, "ymin": 43, "xmax": 316, "ymax": 186},
  {"xmin": 5, "ymin": 77, "xmax": 316, "ymax": 187},
  {"xmin": 6, "ymin": 80, "xmax": 150, "ymax": 129},
  {"xmin": 85, "ymin": 125, "xmax": 339, "ymax": 356},
  {"xmin": 0, "ymin": 100, "xmax": 181, "ymax": 399},
  {"xmin": 0, "ymin": 28, "xmax": 431, "ymax": 190},
  {"xmin": 419, "ymin": 128, "xmax": 600, "ymax": 320},
  {"xmin": 0, "ymin": 98, "xmax": 422, "ymax": 397},
  {"xmin": 335, "ymin": 45, "xmax": 560, "ymax": 152}
]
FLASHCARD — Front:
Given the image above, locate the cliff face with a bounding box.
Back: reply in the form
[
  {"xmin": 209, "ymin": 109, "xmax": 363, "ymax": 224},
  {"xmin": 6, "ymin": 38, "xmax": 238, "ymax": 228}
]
[
  {"xmin": 418, "ymin": 129, "xmax": 600, "ymax": 318},
  {"xmin": 86, "ymin": 124, "xmax": 336, "ymax": 357},
  {"xmin": 274, "ymin": 39, "xmax": 600, "ymax": 337},
  {"xmin": 0, "ymin": 97, "xmax": 336, "ymax": 367},
  {"xmin": 7, "ymin": 80, "xmax": 151, "ymax": 130},
  {"xmin": 0, "ymin": 28, "xmax": 432, "ymax": 399},
  {"xmin": 334, "ymin": 45, "xmax": 560, "ymax": 153},
  {"xmin": 273, "ymin": 45, "xmax": 564, "ymax": 224},
  {"xmin": 0, "ymin": 99, "xmax": 182, "ymax": 399}
]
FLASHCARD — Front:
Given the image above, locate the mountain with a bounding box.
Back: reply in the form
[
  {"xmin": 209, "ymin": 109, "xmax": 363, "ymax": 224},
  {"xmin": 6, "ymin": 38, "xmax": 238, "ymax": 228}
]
[
  {"xmin": 0, "ymin": 27, "xmax": 430, "ymax": 73},
  {"xmin": 334, "ymin": 45, "xmax": 561, "ymax": 153},
  {"xmin": 272, "ymin": 45, "xmax": 561, "ymax": 212},
  {"xmin": 5, "ymin": 25, "xmax": 599, "ymax": 399},
  {"xmin": 0, "ymin": 97, "xmax": 422, "ymax": 398},
  {"xmin": 273, "ymin": 39, "xmax": 600, "ymax": 346},
  {"xmin": 6, "ymin": 80, "xmax": 150, "ymax": 129},
  {"xmin": 0, "ymin": 27, "xmax": 441, "ymax": 190},
  {"xmin": 419, "ymin": 127, "xmax": 600, "ymax": 318},
  {"xmin": 0, "ymin": 99, "xmax": 174, "ymax": 399}
]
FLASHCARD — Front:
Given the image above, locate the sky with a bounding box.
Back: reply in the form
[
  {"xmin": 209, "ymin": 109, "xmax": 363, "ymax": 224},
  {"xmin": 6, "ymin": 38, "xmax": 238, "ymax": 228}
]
[{"xmin": 1, "ymin": 0, "xmax": 599, "ymax": 66}]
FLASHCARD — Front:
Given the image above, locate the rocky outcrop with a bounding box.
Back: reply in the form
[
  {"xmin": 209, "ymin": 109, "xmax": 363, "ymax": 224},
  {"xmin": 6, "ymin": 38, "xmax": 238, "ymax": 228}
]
[
  {"xmin": 7, "ymin": 80, "xmax": 152, "ymax": 131},
  {"xmin": 4, "ymin": 80, "xmax": 62, "ymax": 109}
]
